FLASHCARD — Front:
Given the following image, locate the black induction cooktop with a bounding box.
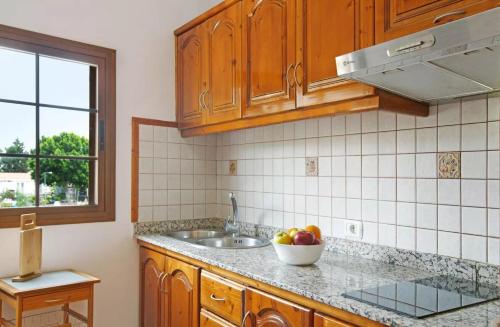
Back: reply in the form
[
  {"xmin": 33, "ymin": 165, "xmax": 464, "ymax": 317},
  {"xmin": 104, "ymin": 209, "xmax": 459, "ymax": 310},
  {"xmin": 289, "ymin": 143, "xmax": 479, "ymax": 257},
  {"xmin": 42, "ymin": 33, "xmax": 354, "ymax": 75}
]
[{"xmin": 342, "ymin": 275, "xmax": 499, "ymax": 318}]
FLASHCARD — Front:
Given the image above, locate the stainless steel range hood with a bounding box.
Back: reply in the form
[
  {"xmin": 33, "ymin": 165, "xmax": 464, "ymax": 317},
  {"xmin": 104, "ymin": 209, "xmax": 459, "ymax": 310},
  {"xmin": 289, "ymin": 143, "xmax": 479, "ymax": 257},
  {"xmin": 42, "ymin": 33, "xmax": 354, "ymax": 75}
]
[{"xmin": 336, "ymin": 8, "xmax": 500, "ymax": 104}]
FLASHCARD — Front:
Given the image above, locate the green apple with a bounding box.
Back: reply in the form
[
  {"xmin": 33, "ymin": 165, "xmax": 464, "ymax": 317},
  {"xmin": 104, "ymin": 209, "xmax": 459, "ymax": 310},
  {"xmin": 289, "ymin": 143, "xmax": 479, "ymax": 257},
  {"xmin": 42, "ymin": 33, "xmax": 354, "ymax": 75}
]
[
  {"xmin": 287, "ymin": 227, "xmax": 304, "ymax": 239},
  {"xmin": 274, "ymin": 231, "xmax": 292, "ymax": 245}
]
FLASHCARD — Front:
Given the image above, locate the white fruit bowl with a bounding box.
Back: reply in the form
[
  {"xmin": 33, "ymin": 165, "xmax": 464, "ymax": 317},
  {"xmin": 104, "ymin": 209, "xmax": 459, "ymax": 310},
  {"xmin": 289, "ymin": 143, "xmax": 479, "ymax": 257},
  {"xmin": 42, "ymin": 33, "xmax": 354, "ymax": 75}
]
[{"xmin": 272, "ymin": 240, "xmax": 326, "ymax": 266}]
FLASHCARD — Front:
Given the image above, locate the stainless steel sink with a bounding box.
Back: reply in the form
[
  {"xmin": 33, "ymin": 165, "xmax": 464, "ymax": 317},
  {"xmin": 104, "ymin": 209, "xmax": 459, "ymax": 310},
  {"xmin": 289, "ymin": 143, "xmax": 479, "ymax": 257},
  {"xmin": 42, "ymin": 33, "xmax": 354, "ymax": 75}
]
[
  {"xmin": 165, "ymin": 230, "xmax": 227, "ymax": 240},
  {"xmin": 195, "ymin": 236, "xmax": 270, "ymax": 249},
  {"xmin": 165, "ymin": 230, "xmax": 270, "ymax": 249}
]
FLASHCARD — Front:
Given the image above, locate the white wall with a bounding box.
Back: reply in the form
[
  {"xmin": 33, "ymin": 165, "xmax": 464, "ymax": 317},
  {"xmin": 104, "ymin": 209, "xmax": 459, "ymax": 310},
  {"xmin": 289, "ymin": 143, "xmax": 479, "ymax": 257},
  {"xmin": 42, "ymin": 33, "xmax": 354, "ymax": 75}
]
[{"xmin": 0, "ymin": 0, "xmax": 218, "ymax": 325}]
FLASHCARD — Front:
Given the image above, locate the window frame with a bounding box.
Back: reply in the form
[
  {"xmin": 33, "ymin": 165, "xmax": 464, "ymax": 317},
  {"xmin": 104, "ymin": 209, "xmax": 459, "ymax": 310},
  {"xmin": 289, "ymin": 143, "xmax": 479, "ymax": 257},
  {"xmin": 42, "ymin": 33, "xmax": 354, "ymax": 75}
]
[{"xmin": 0, "ymin": 24, "xmax": 116, "ymax": 228}]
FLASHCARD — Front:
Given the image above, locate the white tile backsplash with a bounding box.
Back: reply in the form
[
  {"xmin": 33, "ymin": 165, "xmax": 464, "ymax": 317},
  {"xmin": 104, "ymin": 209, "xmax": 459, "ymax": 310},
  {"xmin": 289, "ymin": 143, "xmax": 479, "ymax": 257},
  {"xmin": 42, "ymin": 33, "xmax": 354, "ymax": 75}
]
[
  {"xmin": 438, "ymin": 231, "xmax": 461, "ymax": 257},
  {"xmin": 417, "ymin": 228, "xmax": 437, "ymax": 254},
  {"xmin": 437, "ymin": 102, "xmax": 460, "ymax": 126},
  {"xmin": 137, "ymin": 95, "xmax": 499, "ymax": 264},
  {"xmin": 462, "ymin": 123, "xmax": 487, "ymax": 151},
  {"xmin": 212, "ymin": 96, "xmax": 498, "ymax": 264},
  {"xmin": 438, "ymin": 125, "xmax": 461, "ymax": 151},
  {"xmin": 462, "ymin": 234, "xmax": 487, "ymax": 262},
  {"xmin": 461, "ymin": 98, "xmax": 487, "ymax": 124},
  {"xmin": 379, "ymin": 131, "xmax": 396, "ymax": 154},
  {"xmin": 461, "ymin": 151, "xmax": 487, "ymax": 179},
  {"xmin": 416, "ymin": 127, "xmax": 437, "ymax": 153},
  {"xmin": 461, "ymin": 207, "xmax": 487, "ymax": 236},
  {"xmin": 397, "ymin": 226, "xmax": 415, "ymax": 250},
  {"xmin": 137, "ymin": 124, "xmax": 217, "ymax": 222}
]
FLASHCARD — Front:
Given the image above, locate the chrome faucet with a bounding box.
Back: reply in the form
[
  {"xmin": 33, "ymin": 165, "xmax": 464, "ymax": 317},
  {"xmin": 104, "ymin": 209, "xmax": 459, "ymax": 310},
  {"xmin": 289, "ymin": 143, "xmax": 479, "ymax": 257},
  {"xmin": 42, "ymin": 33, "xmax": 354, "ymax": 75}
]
[{"xmin": 225, "ymin": 192, "xmax": 239, "ymax": 236}]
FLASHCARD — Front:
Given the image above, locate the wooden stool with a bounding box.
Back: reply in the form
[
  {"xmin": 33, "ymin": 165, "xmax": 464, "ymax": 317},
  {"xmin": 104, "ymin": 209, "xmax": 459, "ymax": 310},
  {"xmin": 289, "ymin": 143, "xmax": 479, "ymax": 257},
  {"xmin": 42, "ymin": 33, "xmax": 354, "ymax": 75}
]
[{"xmin": 0, "ymin": 270, "xmax": 100, "ymax": 327}]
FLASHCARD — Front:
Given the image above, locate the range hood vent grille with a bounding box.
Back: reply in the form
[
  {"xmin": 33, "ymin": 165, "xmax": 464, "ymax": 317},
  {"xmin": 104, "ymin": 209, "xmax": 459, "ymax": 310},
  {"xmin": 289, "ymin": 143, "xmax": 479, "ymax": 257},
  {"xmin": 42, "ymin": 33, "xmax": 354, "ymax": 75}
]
[{"xmin": 336, "ymin": 8, "xmax": 500, "ymax": 103}]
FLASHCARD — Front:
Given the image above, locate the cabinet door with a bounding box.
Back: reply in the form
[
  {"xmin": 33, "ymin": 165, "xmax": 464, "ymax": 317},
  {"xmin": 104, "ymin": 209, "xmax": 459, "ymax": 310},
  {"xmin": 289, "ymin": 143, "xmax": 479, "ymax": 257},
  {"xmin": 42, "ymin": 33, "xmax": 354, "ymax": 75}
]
[
  {"xmin": 243, "ymin": 288, "xmax": 312, "ymax": 327},
  {"xmin": 205, "ymin": 1, "xmax": 242, "ymax": 125},
  {"xmin": 296, "ymin": 0, "xmax": 375, "ymax": 108},
  {"xmin": 314, "ymin": 313, "xmax": 355, "ymax": 327},
  {"xmin": 167, "ymin": 257, "xmax": 200, "ymax": 327},
  {"xmin": 177, "ymin": 23, "xmax": 207, "ymax": 128},
  {"xmin": 140, "ymin": 248, "xmax": 166, "ymax": 327},
  {"xmin": 242, "ymin": 0, "xmax": 297, "ymax": 117},
  {"xmin": 375, "ymin": 0, "xmax": 499, "ymax": 43}
]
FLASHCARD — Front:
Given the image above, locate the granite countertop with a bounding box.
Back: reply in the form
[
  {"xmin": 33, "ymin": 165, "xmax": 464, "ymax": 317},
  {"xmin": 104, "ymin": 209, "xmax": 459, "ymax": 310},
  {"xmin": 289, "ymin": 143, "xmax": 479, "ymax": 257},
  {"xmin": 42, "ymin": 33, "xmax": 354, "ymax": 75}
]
[{"xmin": 137, "ymin": 234, "xmax": 500, "ymax": 327}]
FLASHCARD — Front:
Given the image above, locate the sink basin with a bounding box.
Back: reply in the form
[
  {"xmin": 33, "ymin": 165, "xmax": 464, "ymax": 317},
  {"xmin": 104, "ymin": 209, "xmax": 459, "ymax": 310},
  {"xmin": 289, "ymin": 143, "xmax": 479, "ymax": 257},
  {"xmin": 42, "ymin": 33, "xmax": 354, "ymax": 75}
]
[
  {"xmin": 195, "ymin": 236, "xmax": 270, "ymax": 249},
  {"xmin": 165, "ymin": 230, "xmax": 227, "ymax": 240},
  {"xmin": 165, "ymin": 230, "xmax": 270, "ymax": 249}
]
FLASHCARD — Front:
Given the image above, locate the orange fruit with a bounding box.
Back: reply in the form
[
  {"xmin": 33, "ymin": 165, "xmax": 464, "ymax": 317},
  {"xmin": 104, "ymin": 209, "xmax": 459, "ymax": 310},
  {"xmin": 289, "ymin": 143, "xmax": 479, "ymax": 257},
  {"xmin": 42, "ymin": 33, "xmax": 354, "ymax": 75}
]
[{"xmin": 305, "ymin": 225, "xmax": 321, "ymax": 240}]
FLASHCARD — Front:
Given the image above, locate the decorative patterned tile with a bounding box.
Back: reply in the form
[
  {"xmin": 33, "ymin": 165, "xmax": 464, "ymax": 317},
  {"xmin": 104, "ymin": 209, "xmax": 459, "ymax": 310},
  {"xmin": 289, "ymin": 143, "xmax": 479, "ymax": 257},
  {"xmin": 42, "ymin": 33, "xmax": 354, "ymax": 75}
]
[
  {"xmin": 305, "ymin": 157, "xmax": 318, "ymax": 176},
  {"xmin": 229, "ymin": 160, "xmax": 237, "ymax": 176},
  {"xmin": 438, "ymin": 152, "xmax": 461, "ymax": 179}
]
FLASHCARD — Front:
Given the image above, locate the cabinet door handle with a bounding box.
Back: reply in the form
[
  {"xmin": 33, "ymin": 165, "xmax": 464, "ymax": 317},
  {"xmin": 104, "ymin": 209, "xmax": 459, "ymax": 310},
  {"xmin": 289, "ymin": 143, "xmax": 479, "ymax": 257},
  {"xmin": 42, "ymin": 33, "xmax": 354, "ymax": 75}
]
[
  {"xmin": 209, "ymin": 293, "xmax": 225, "ymax": 302},
  {"xmin": 294, "ymin": 62, "xmax": 303, "ymax": 87},
  {"xmin": 433, "ymin": 10, "xmax": 465, "ymax": 24},
  {"xmin": 285, "ymin": 64, "xmax": 295, "ymax": 89},
  {"xmin": 241, "ymin": 311, "xmax": 254, "ymax": 327},
  {"xmin": 159, "ymin": 272, "xmax": 168, "ymax": 294},
  {"xmin": 199, "ymin": 91, "xmax": 204, "ymax": 111},
  {"xmin": 202, "ymin": 89, "xmax": 209, "ymax": 111}
]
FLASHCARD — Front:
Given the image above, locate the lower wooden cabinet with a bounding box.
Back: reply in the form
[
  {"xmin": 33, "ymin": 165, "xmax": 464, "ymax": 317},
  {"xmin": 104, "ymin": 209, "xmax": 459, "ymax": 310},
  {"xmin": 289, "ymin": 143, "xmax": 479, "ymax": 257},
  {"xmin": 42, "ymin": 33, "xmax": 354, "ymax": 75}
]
[
  {"xmin": 139, "ymin": 245, "xmax": 382, "ymax": 327},
  {"xmin": 140, "ymin": 248, "xmax": 165, "ymax": 327},
  {"xmin": 139, "ymin": 248, "xmax": 199, "ymax": 327},
  {"xmin": 243, "ymin": 288, "xmax": 312, "ymax": 327},
  {"xmin": 167, "ymin": 257, "xmax": 200, "ymax": 327}
]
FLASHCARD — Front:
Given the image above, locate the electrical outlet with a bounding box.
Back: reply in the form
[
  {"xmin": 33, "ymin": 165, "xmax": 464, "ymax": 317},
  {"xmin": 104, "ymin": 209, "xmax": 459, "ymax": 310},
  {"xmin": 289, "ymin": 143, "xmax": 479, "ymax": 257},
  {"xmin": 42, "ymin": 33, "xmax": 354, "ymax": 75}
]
[{"xmin": 345, "ymin": 221, "xmax": 363, "ymax": 240}]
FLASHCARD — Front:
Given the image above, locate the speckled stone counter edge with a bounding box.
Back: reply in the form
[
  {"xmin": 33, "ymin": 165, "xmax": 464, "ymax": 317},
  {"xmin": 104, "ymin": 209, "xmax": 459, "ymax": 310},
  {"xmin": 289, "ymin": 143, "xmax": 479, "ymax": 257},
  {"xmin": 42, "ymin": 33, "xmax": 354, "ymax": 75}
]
[{"xmin": 135, "ymin": 218, "xmax": 499, "ymax": 286}]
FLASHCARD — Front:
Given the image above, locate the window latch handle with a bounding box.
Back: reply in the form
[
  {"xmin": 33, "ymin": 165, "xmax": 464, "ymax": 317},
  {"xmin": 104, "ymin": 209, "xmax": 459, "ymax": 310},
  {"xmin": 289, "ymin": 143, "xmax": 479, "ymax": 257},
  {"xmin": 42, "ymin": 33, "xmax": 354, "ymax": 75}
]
[{"xmin": 99, "ymin": 120, "xmax": 105, "ymax": 151}]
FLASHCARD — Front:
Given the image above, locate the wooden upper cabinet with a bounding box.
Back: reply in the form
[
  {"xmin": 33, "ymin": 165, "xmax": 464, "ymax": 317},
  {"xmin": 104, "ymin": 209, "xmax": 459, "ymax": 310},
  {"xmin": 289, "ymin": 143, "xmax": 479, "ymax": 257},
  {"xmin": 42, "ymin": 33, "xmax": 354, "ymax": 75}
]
[
  {"xmin": 177, "ymin": 24, "xmax": 207, "ymax": 128},
  {"xmin": 206, "ymin": 1, "xmax": 243, "ymax": 125},
  {"xmin": 242, "ymin": 0, "xmax": 297, "ymax": 117},
  {"xmin": 167, "ymin": 256, "xmax": 200, "ymax": 327},
  {"xmin": 296, "ymin": 0, "xmax": 375, "ymax": 109},
  {"xmin": 243, "ymin": 288, "xmax": 312, "ymax": 327},
  {"xmin": 140, "ymin": 248, "xmax": 166, "ymax": 327},
  {"xmin": 375, "ymin": 0, "xmax": 500, "ymax": 43}
]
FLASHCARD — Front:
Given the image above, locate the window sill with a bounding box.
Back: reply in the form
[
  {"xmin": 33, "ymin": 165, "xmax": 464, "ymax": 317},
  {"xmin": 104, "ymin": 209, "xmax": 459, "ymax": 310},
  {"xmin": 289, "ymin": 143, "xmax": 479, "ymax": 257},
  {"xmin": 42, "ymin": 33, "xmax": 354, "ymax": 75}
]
[{"xmin": 0, "ymin": 205, "xmax": 115, "ymax": 228}]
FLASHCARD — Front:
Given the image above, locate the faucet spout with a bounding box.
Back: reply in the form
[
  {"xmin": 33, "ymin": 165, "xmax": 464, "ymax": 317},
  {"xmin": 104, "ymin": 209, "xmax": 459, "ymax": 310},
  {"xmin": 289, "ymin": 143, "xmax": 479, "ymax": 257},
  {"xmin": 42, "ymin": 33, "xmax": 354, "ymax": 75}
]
[
  {"xmin": 225, "ymin": 192, "xmax": 239, "ymax": 236},
  {"xmin": 229, "ymin": 192, "xmax": 238, "ymax": 222}
]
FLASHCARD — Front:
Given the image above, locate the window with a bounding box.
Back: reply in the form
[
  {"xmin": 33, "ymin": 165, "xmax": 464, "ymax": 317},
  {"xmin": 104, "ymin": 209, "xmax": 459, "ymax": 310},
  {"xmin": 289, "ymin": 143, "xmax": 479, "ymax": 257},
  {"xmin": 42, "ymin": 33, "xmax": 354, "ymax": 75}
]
[{"xmin": 0, "ymin": 24, "xmax": 115, "ymax": 227}]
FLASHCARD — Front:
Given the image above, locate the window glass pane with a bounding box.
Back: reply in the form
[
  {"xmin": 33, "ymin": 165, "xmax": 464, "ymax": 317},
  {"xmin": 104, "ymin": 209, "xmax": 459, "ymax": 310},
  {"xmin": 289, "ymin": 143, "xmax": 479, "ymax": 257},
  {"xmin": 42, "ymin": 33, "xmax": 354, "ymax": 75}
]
[
  {"xmin": 39, "ymin": 158, "xmax": 91, "ymax": 206},
  {"xmin": 0, "ymin": 47, "xmax": 36, "ymax": 102},
  {"xmin": 0, "ymin": 157, "xmax": 35, "ymax": 208},
  {"xmin": 0, "ymin": 103, "xmax": 36, "ymax": 154},
  {"xmin": 40, "ymin": 56, "xmax": 91, "ymax": 108},
  {"xmin": 40, "ymin": 108, "xmax": 93, "ymax": 157}
]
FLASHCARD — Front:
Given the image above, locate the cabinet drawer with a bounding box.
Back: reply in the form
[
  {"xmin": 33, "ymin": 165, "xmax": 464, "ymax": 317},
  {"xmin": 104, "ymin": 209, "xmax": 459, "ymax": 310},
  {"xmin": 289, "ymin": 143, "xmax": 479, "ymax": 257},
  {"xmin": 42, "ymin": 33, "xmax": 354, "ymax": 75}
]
[
  {"xmin": 315, "ymin": 313, "xmax": 356, "ymax": 327},
  {"xmin": 23, "ymin": 287, "xmax": 91, "ymax": 311},
  {"xmin": 200, "ymin": 308, "xmax": 237, "ymax": 327},
  {"xmin": 200, "ymin": 271, "xmax": 245, "ymax": 325}
]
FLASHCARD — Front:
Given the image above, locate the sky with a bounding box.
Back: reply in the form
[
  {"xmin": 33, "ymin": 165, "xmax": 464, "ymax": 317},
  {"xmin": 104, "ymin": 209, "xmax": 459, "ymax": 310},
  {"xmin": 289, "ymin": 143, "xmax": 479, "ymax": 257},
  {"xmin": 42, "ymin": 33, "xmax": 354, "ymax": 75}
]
[{"xmin": 0, "ymin": 46, "xmax": 92, "ymax": 152}]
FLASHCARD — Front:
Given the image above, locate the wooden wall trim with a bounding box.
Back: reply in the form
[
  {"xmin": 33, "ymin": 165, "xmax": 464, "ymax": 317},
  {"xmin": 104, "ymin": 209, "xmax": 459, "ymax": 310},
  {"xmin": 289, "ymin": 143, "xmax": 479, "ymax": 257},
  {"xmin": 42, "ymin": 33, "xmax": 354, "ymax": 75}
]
[
  {"xmin": 131, "ymin": 117, "xmax": 178, "ymax": 223},
  {"xmin": 138, "ymin": 240, "xmax": 384, "ymax": 327}
]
